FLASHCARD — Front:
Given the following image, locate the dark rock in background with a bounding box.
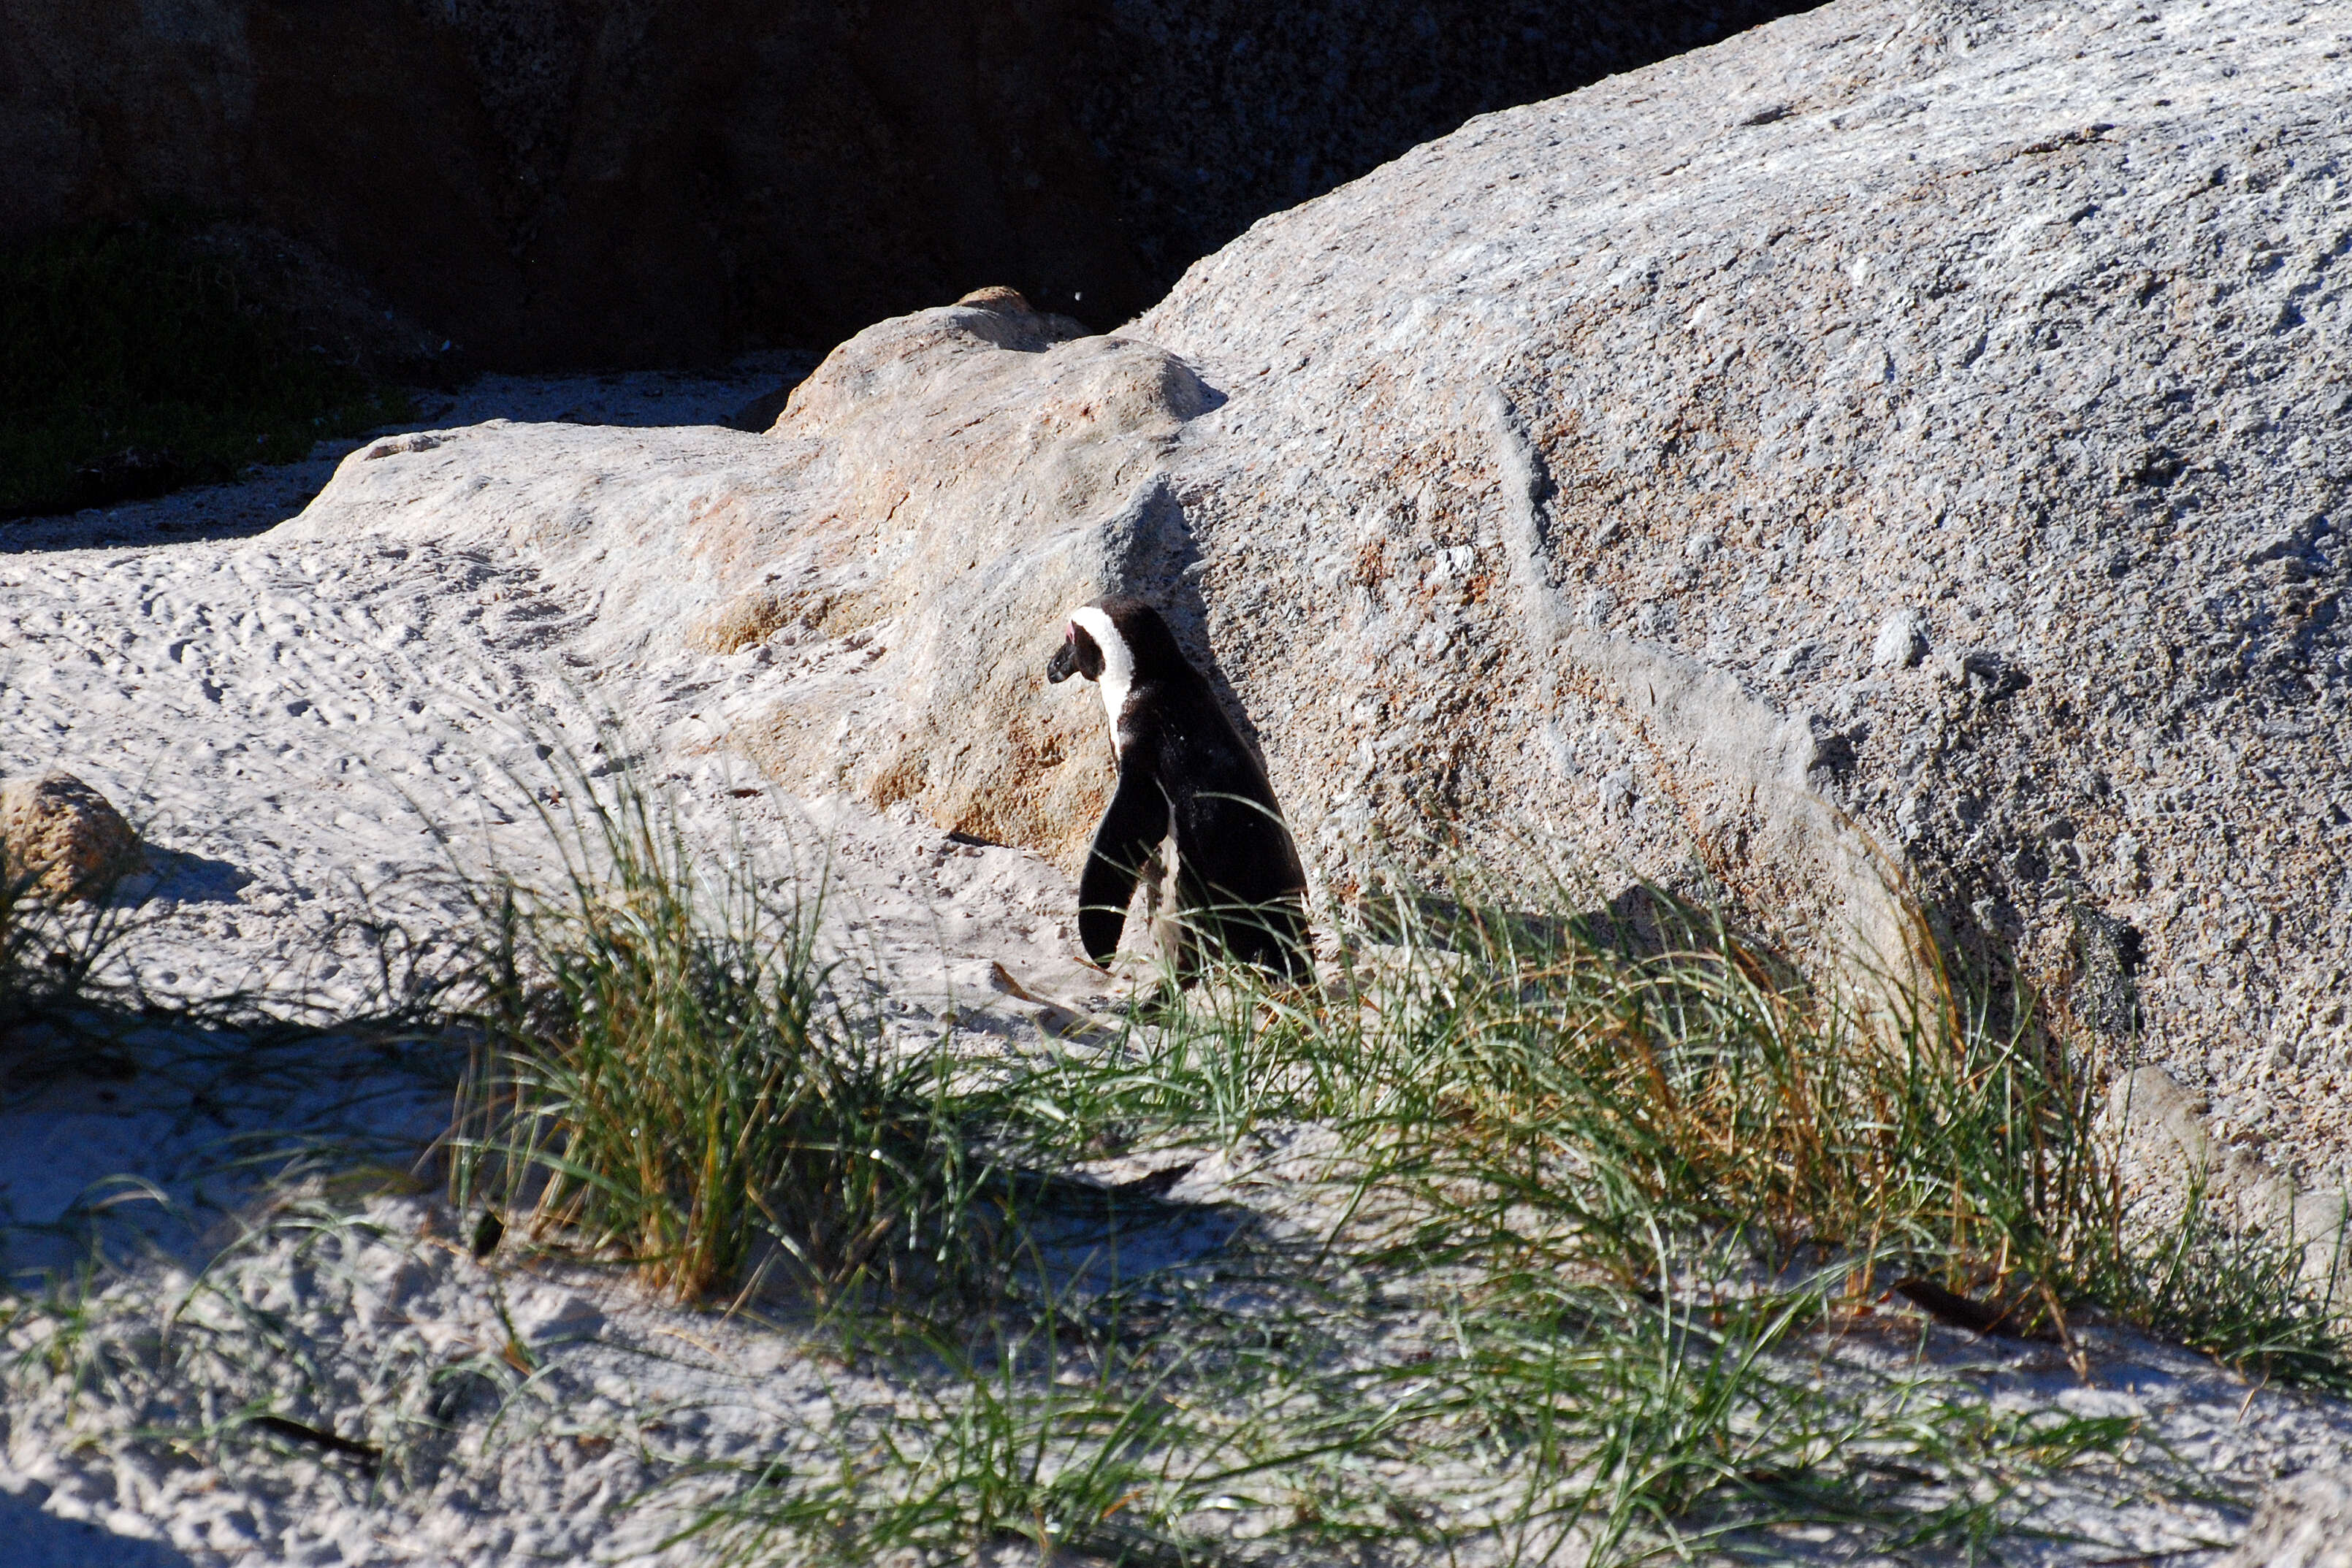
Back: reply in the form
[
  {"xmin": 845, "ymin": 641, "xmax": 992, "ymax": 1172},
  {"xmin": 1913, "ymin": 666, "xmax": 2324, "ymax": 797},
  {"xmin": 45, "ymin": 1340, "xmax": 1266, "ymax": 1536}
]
[
  {"xmin": 1062, "ymin": 1, "xmax": 1792, "ymax": 294},
  {"xmin": 0, "ymin": 0, "xmax": 1809, "ymax": 370}
]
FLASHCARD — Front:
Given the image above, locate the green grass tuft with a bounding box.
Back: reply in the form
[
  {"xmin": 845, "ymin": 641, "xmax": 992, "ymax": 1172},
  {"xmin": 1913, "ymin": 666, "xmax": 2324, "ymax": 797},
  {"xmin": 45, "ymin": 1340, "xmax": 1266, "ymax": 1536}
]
[
  {"xmin": 443, "ymin": 762, "xmax": 1001, "ymax": 1306},
  {"xmin": 0, "ymin": 841, "xmax": 134, "ymax": 1091},
  {"xmin": 427, "ymin": 802, "xmax": 2351, "ymax": 1561},
  {"xmin": 17, "ymin": 765, "xmax": 2332, "ymax": 1567}
]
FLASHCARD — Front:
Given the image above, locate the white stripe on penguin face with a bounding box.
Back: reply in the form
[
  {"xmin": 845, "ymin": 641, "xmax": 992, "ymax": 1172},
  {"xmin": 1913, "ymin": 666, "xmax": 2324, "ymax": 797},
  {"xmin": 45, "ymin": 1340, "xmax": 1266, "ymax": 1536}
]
[{"xmin": 1066, "ymin": 605, "xmax": 1134, "ymax": 747}]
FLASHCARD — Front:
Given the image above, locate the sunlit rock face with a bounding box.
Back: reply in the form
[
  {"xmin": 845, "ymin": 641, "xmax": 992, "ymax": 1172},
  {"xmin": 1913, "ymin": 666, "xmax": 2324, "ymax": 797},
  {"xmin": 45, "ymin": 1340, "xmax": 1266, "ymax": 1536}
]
[
  {"xmin": 285, "ymin": 289, "xmax": 1209, "ymax": 865},
  {"xmin": 291, "ymin": 0, "xmax": 2352, "ymax": 1179},
  {"xmin": 1133, "ymin": 0, "xmax": 2352, "ymax": 1173}
]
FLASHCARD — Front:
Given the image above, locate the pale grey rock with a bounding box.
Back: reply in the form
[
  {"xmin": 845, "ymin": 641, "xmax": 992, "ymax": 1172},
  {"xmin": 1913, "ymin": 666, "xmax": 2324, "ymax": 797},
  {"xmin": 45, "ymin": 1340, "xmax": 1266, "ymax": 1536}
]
[
  {"xmin": 1872, "ymin": 610, "xmax": 1928, "ymax": 670},
  {"xmin": 289, "ymin": 0, "xmax": 2352, "ymax": 1172},
  {"xmin": 2107, "ymin": 1066, "xmax": 2351, "ymax": 1303},
  {"xmin": 1134, "ymin": 0, "xmax": 2352, "ymax": 1173},
  {"xmin": 357, "ymin": 431, "xmax": 446, "ymax": 460},
  {"xmin": 286, "ymin": 286, "xmax": 1210, "ymax": 868},
  {"xmin": 2224, "ymin": 1467, "xmax": 2352, "ymax": 1568},
  {"xmin": 1600, "ymin": 768, "xmax": 1636, "ymax": 819}
]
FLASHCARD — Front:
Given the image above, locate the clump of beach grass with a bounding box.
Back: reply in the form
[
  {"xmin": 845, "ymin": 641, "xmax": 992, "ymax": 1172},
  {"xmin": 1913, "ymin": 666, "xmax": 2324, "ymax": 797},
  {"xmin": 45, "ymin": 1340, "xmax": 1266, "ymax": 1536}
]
[
  {"xmin": 1043, "ymin": 868, "xmax": 2348, "ymax": 1367},
  {"xmin": 0, "ymin": 849, "xmax": 116, "ymax": 1036},
  {"xmin": 0, "ymin": 836, "xmax": 150, "ymax": 1109},
  {"xmin": 650, "ymin": 854, "xmax": 2348, "ymax": 1564},
  {"xmin": 440, "ymin": 761, "xmax": 1002, "ymax": 1306}
]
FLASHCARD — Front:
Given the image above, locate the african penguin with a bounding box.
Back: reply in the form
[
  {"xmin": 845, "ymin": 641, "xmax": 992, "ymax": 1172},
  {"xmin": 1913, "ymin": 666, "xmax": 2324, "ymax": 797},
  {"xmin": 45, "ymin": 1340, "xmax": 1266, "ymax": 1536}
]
[{"xmin": 1047, "ymin": 597, "xmax": 1309, "ymax": 979}]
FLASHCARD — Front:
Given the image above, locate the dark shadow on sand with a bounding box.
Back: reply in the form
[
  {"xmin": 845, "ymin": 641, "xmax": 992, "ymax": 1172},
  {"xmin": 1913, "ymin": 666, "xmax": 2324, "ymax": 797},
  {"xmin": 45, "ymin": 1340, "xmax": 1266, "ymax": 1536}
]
[{"xmin": 0, "ymin": 1484, "xmax": 198, "ymax": 1568}]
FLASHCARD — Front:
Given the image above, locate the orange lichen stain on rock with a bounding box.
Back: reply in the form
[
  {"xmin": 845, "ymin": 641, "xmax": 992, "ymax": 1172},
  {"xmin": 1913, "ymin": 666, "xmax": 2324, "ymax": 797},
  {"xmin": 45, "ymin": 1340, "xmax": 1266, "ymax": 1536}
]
[{"xmin": 1, "ymin": 770, "xmax": 145, "ymax": 903}]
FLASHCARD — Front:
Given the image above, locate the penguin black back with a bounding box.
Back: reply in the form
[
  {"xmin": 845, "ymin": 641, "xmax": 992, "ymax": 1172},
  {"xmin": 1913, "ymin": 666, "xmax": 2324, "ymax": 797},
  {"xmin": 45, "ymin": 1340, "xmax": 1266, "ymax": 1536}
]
[{"xmin": 1047, "ymin": 597, "xmax": 1307, "ymax": 978}]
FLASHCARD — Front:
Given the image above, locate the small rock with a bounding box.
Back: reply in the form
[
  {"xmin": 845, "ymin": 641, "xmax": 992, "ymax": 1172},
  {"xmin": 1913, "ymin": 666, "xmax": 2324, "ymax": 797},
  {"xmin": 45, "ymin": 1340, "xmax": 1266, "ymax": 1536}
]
[
  {"xmin": 1894, "ymin": 792, "xmax": 1925, "ymax": 838},
  {"xmin": 1600, "ymin": 768, "xmax": 1636, "ymax": 817},
  {"xmin": 513, "ymin": 1289, "xmax": 603, "ymax": 1345},
  {"xmin": 1, "ymin": 771, "xmax": 145, "ymax": 903},
  {"xmin": 690, "ymin": 589, "xmax": 808, "ymax": 654},
  {"xmin": 955, "ymin": 284, "xmax": 1034, "ymax": 314},
  {"xmin": 1871, "ymin": 608, "xmax": 1928, "ymax": 670},
  {"xmin": 358, "ymin": 431, "xmax": 444, "ymax": 462}
]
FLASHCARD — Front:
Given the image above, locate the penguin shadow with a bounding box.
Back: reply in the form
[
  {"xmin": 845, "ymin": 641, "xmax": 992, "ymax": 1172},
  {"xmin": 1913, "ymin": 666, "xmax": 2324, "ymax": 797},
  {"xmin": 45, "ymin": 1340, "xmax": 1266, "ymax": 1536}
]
[
  {"xmin": 1129, "ymin": 491, "xmax": 1271, "ymax": 768},
  {"xmin": 1368, "ymin": 878, "xmax": 1732, "ymax": 965}
]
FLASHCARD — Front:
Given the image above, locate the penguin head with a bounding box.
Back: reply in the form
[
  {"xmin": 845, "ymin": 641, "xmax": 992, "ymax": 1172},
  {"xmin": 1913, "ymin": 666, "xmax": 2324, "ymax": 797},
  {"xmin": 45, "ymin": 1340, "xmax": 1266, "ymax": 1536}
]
[
  {"xmin": 1047, "ymin": 616, "xmax": 1107, "ymax": 685},
  {"xmin": 1048, "ymin": 598, "xmax": 1183, "ymax": 687}
]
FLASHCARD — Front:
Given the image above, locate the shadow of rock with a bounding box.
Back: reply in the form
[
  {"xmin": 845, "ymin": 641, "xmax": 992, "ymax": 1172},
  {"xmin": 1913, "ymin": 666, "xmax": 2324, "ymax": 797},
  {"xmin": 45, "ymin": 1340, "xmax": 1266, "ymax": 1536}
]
[{"xmin": 125, "ymin": 847, "xmax": 252, "ymax": 906}]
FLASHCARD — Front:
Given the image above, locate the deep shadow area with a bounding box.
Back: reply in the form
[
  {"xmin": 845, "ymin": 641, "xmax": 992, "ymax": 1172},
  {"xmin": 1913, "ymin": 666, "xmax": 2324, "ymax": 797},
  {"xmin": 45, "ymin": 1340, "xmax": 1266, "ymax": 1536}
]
[
  {"xmin": 1063, "ymin": 1, "xmax": 1822, "ymax": 297},
  {"xmin": 0, "ymin": 353, "xmax": 812, "ymax": 547},
  {"xmin": 0, "ymin": 218, "xmax": 413, "ymax": 519},
  {"xmin": 129, "ymin": 847, "xmax": 254, "ymax": 907},
  {"xmin": 0, "ymin": 1485, "xmax": 196, "ymax": 1568},
  {"xmin": 0, "ymin": 0, "xmax": 1825, "ymax": 372}
]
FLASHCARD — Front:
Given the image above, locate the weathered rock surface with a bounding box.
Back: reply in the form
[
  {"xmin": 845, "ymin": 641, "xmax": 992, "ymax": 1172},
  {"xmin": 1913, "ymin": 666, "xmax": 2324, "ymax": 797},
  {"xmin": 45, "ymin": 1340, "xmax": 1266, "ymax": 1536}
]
[
  {"xmin": 282, "ymin": 288, "xmax": 1207, "ymax": 863},
  {"xmin": 1134, "ymin": 0, "xmax": 2352, "ymax": 1177},
  {"xmin": 2224, "ymin": 1466, "xmax": 2352, "ymax": 1568},
  {"xmin": 1, "ymin": 771, "xmax": 143, "ymax": 903},
  {"xmin": 291, "ymin": 0, "xmax": 2352, "ymax": 1174},
  {"xmin": 0, "ymin": 0, "xmax": 1801, "ymax": 368},
  {"xmin": 2107, "ymin": 1066, "xmax": 2350, "ymax": 1302}
]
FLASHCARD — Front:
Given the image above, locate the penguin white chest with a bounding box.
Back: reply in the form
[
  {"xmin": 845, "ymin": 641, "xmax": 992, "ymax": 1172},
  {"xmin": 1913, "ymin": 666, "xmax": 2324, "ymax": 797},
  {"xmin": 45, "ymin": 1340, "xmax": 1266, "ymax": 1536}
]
[
  {"xmin": 1067, "ymin": 605, "xmax": 1137, "ymax": 757},
  {"xmin": 1097, "ymin": 671, "xmax": 1132, "ymax": 752}
]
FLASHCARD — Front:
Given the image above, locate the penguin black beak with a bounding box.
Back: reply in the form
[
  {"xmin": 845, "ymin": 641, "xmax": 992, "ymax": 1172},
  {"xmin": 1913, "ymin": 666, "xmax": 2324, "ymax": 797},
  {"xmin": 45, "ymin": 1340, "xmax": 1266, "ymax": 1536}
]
[{"xmin": 1047, "ymin": 636, "xmax": 1078, "ymax": 684}]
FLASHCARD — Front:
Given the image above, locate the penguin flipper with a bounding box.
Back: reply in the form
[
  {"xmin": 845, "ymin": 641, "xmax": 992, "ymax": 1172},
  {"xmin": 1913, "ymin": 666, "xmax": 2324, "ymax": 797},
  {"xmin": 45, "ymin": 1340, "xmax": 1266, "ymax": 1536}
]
[{"xmin": 1077, "ymin": 765, "xmax": 1169, "ymax": 966}]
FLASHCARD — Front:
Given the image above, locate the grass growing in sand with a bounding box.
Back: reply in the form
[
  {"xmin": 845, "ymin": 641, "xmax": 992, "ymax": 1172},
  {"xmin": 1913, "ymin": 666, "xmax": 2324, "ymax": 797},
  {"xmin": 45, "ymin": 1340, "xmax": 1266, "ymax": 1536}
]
[
  {"xmin": 665, "ymin": 874, "xmax": 2343, "ymax": 1565},
  {"xmin": 0, "ymin": 833, "xmax": 154, "ymax": 1114},
  {"xmin": 442, "ymin": 768, "xmax": 1001, "ymax": 1305},
  {"xmin": 7, "ymin": 758, "xmax": 2348, "ymax": 1567},
  {"xmin": 420, "ymin": 766, "xmax": 2345, "ymax": 1563},
  {"xmin": 0, "ymin": 841, "xmax": 128, "ymax": 1039}
]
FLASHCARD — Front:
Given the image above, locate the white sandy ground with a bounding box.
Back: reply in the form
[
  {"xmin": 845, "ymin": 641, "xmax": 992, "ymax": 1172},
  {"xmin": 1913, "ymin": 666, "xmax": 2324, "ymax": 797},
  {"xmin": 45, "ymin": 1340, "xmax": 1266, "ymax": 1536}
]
[{"xmin": 5, "ymin": 392, "xmax": 2352, "ymax": 1564}]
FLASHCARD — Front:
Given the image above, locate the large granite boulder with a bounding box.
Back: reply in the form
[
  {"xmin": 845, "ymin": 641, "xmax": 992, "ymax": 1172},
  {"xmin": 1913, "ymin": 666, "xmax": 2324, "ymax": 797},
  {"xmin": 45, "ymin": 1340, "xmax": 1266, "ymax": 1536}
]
[
  {"xmin": 289, "ymin": 0, "xmax": 2352, "ymax": 1175},
  {"xmin": 1134, "ymin": 0, "xmax": 2352, "ymax": 1175},
  {"xmin": 280, "ymin": 288, "xmax": 1208, "ymax": 863}
]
